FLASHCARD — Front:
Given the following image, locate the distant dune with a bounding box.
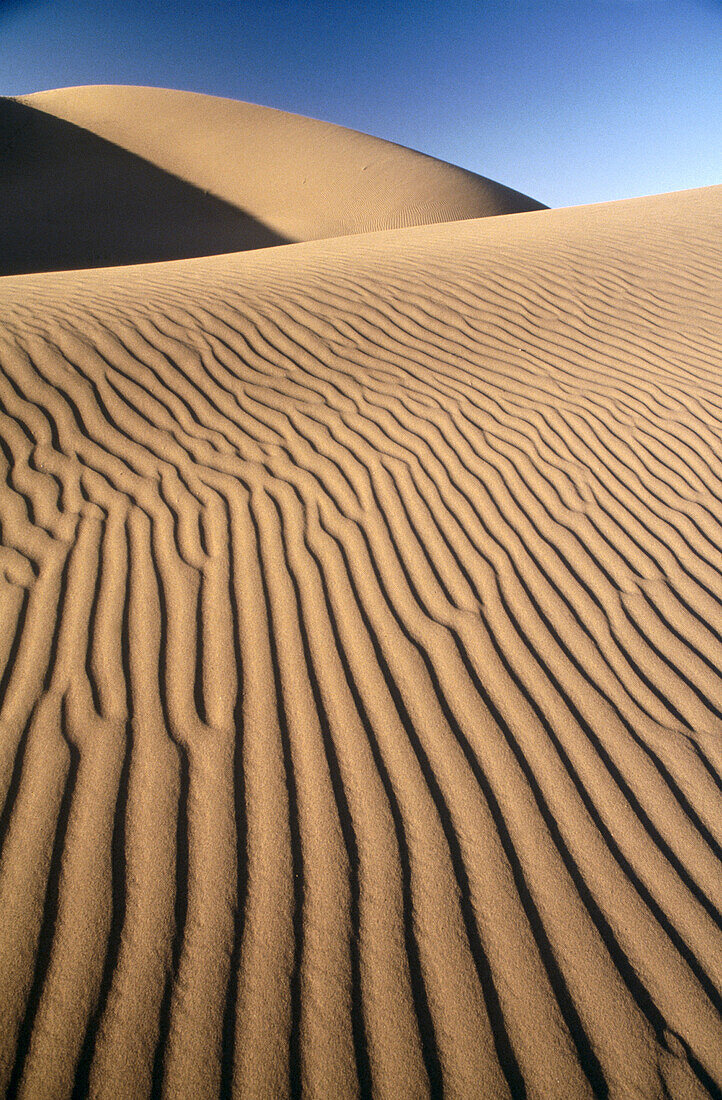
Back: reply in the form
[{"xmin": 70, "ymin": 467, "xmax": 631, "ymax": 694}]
[
  {"xmin": 1, "ymin": 85, "xmax": 543, "ymax": 275},
  {"xmin": 0, "ymin": 85, "xmax": 720, "ymax": 1100}
]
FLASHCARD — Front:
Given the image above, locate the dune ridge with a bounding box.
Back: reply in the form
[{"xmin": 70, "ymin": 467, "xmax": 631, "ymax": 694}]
[
  {"xmin": 0, "ymin": 182, "xmax": 721, "ymax": 1098},
  {"xmin": 2, "ymin": 85, "xmax": 544, "ymax": 277}
]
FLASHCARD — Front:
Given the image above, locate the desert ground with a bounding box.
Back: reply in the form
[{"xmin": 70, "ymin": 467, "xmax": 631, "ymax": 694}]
[{"xmin": 0, "ymin": 87, "xmax": 720, "ymax": 1099}]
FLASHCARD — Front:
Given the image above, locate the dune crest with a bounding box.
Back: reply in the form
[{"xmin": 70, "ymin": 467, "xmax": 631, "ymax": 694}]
[
  {"xmin": 0, "ymin": 111, "xmax": 720, "ymax": 1099},
  {"xmin": 2, "ymin": 84, "xmax": 544, "ymax": 277}
]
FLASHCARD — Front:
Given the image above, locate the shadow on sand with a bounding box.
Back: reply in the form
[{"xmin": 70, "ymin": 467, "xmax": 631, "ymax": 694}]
[{"xmin": 0, "ymin": 97, "xmax": 290, "ymax": 276}]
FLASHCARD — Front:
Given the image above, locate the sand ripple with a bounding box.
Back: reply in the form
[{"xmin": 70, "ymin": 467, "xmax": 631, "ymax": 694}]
[{"xmin": 0, "ymin": 186, "xmax": 721, "ymax": 1098}]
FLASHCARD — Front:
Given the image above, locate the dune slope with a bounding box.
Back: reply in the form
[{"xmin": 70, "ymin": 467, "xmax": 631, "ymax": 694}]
[
  {"xmin": 0, "ymin": 186, "xmax": 721, "ymax": 1099},
  {"xmin": 0, "ymin": 97, "xmax": 289, "ymax": 277},
  {"xmin": 2, "ymin": 85, "xmax": 544, "ymax": 276}
]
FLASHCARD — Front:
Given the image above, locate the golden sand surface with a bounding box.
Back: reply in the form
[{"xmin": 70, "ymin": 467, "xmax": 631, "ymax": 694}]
[
  {"xmin": 2, "ymin": 86, "xmax": 543, "ymax": 276},
  {"xmin": 0, "ymin": 87, "xmax": 720, "ymax": 1099}
]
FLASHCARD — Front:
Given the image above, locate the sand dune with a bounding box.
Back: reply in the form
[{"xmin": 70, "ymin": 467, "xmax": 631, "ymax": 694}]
[
  {"xmin": 0, "ymin": 94, "xmax": 721, "ymax": 1099},
  {"xmin": 2, "ymin": 86, "xmax": 544, "ymax": 276}
]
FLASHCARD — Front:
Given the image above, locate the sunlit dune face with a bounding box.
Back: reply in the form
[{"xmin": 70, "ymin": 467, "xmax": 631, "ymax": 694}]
[{"xmin": 3, "ymin": 85, "xmax": 544, "ymax": 277}]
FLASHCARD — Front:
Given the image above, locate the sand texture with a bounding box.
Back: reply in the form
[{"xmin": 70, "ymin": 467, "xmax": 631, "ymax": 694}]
[
  {"xmin": 0, "ymin": 89, "xmax": 721, "ymax": 1100},
  {"xmin": 2, "ymin": 86, "xmax": 543, "ymax": 276}
]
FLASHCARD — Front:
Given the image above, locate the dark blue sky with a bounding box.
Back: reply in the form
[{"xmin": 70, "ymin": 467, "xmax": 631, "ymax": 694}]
[{"xmin": 2, "ymin": 0, "xmax": 720, "ymax": 208}]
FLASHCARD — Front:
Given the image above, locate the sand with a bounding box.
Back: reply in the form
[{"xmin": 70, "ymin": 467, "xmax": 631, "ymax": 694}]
[
  {"xmin": 0, "ymin": 86, "xmax": 720, "ymax": 1100},
  {"xmin": 2, "ymin": 86, "xmax": 543, "ymax": 276}
]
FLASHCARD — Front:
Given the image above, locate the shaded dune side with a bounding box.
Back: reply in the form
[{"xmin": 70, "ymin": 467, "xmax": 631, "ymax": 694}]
[
  {"xmin": 0, "ymin": 187, "xmax": 720, "ymax": 1099},
  {"xmin": 0, "ymin": 98, "xmax": 290, "ymax": 276},
  {"xmin": 18, "ymin": 85, "xmax": 545, "ymax": 246}
]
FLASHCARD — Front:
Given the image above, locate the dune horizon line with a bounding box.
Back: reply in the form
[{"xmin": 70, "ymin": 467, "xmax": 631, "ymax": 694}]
[{"xmin": 1, "ymin": 83, "xmax": 545, "ymax": 278}]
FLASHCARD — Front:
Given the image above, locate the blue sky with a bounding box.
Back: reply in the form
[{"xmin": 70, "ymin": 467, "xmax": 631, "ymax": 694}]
[{"xmin": 2, "ymin": 0, "xmax": 720, "ymax": 208}]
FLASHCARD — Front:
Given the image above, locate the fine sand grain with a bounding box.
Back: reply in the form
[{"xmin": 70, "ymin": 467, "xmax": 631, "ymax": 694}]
[{"xmin": 0, "ymin": 89, "xmax": 720, "ymax": 1100}]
